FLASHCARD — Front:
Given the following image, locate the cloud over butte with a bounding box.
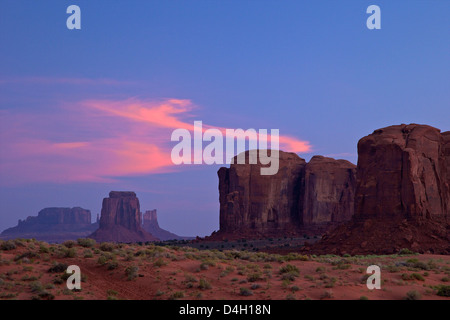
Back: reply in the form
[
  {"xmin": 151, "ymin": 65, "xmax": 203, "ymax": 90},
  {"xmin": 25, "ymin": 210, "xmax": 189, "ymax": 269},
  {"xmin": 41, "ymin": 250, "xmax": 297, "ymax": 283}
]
[{"xmin": 0, "ymin": 98, "xmax": 311, "ymax": 185}]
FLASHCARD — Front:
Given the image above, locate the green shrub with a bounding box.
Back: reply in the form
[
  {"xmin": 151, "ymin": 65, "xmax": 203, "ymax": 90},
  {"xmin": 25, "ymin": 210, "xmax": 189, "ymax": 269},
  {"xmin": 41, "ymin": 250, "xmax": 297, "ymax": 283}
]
[
  {"xmin": 247, "ymin": 272, "xmax": 263, "ymax": 282},
  {"xmin": 14, "ymin": 251, "xmax": 39, "ymax": 261},
  {"xmin": 169, "ymin": 291, "xmax": 185, "ymax": 300},
  {"xmin": 39, "ymin": 245, "xmax": 50, "ymax": 253},
  {"xmin": 436, "ymin": 285, "xmax": 450, "ymax": 297},
  {"xmin": 48, "ymin": 262, "xmax": 68, "ymax": 273},
  {"xmin": 100, "ymin": 242, "xmax": 115, "ymax": 252},
  {"xmin": 405, "ymin": 290, "xmax": 421, "ymax": 300},
  {"xmin": 398, "ymin": 248, "xmax": 415, "ymax": 255},
  {"xmin": 153, "ymin": 258, "xmax": 168, "ymax": 267},
  {"xmin": 279, "ymin": 264, "xmax": 299, "ymax": 276},
  {"xmin": 77, "ymin": 238, "xmax": 96, "ymax": 248},
  {"xmin": 239, "ymin": 287, "xmax": 253, "ymax": 296},
  {"xmin": 0, "ymin": 240, "xmax": 16, "ymax": 251},
  {"xmin": 62, "ymin": 240, "xmax": 76, "ymax": 248},
  {"xmin": 125, "ymin": 266, "xmax": 139, "ymax": 281},
  {"xmin": 106, "ymin": 261, "xmax": 119, "ymax": 270},
  {"xmin": 198, "ymin": 278, "xmax": 212, "ymax": 290}
]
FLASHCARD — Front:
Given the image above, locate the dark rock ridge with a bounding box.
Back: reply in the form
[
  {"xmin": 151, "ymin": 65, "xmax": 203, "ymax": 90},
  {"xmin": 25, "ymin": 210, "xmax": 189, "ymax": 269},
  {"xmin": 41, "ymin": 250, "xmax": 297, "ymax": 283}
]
[
  {"xmin": 308, "ymin": 124, "xmax": 450, "ymax": 255},
  {"xmin": 89, "ymin": 191, "xmax": 158, "ymax": 242},
  {"xmin": 142, "ymin": 210, "xmax": 191, "ymax": 241},
  {"xmin": 0, "ymin": 207, "xmax": 98, "ymax": 243},
  {"xmin": 210, "ymin": 150, "xmax": 356, "ymax": 240}
]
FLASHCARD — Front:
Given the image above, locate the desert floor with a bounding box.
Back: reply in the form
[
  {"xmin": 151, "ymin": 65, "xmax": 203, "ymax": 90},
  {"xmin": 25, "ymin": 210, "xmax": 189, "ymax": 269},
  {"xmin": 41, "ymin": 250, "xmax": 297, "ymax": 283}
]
[{"xmin": 1, "ymin": 238, "xmax": 449, "ymax": 300}]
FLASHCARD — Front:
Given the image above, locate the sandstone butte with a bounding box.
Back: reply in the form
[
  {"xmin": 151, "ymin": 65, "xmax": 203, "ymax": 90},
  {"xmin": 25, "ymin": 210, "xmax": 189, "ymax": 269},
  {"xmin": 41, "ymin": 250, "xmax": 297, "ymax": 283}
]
[
  {"xmin": 208, "ymin": 150, "xmax": 357, "ymax": 240},
  {"xmin": 89, "ymin": 191, "xmax": 159, "ymax": 242},
  {"xmin": 0, "ymin": 207, "xmax": 97, "ymax": 243},
  {"xmin": 307, "ymin": 124, "xmax": 450, "ymax": 255}
]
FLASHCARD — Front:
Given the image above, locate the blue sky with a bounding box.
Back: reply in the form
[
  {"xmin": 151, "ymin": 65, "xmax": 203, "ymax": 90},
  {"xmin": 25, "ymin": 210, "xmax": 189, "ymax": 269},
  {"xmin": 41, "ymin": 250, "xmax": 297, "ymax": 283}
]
[{"xmin": 0, "ymin": 0, "xmax": 449, "ymax": 236}]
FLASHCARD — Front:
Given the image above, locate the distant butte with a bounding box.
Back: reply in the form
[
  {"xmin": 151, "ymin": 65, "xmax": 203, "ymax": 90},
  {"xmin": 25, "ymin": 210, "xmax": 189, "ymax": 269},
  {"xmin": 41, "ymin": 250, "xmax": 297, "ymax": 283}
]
[
  {"xmin": 89, "ymin": 191, "xmax": 158, "ymax": 243},
  {"xmin": 0, "ymin": 207, "xmax": 97, "ymax": 243}
]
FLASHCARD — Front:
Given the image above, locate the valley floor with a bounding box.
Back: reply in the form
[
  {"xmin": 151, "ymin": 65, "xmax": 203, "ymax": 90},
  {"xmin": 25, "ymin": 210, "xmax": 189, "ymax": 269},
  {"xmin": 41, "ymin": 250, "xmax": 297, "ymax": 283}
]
[{"xmin": 0, "ymin": 238, "xmax": 449, "ymax": 300}]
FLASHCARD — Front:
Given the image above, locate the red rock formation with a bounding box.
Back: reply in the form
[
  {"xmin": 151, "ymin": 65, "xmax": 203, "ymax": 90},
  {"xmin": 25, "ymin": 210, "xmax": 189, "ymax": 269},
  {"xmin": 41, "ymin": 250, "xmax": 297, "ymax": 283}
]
[
  {"xmin": 308, "ymin": 124, "xmax": 450, "ymax": 255},
  {"xmin": 142, "ymin": 210, "xmax": 188, "ymax": 241},
  {"xmin": 89, "ymin": 192, "xmax": 158, "ymax": 242},
  {"xmin": 0, "ymin": 207, "xmax": 97, "ymax": 243},
  {"xmin": 443, "ymin": 131, "xmax": 450, "ymax": 185},
  {"xmin": 211, "ymin": 150, "xmax": 356, "ymax": 240},
  {"xmin": 217, "ymin": 151, "xmax": 306, "ymax": 238},
  {"xmin": 303, "ymin": 156, "xmax": 356, "ymax": 226}
]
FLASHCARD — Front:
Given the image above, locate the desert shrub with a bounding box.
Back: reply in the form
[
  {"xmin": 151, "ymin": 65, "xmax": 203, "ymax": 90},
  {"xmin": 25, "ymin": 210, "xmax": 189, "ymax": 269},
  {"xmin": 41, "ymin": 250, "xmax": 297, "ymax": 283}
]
[
  {"xmin": 279, "ymin": 264, "xmax": 299, "ymax": 276},
  {"xmin": 398, "ymin": 248, "xmax": 415, "ymax": 255},
  {"xmin": 198, "ymin": 278, "xmax": 212, "ymax": 290},
  {"xmin": 97, "ymin": 255, "xmax": 108, "ymax": 266},
  {"xmin": 39, "ymin": 245, "xmax": 50, "ymax": 253},
  {"xmin": 304, "ymin": 274, "xmax": 314, "ymax": 281},
  {"xmin": 0, "ymin": 240, "xmax": 16, "ymax": 251},
  {"xmin": 405, "ymin": 290, "xmax": 421, "ymax": 300},
  {"xmin": 77, "ymin": 238, "xmax": 96, "ymax": 248},
  {"xmin": 125, "ymin": 266, "xmax": 139, "ymax": 281},
  {"xmin": 290, "ymin": 285, "xmax": 300, "ymax": 292},
  {"xmin": 62, "ymin": 240, "xmax": 76, "ymax": 248},
  {"xmin": 100, "ymin": 242, "xmax": 115, "ymax": 252},
  {"xmin": 402, "ymin": 273, "xmax": 425, "ymax": 281},
  {"xmin": 441, "ymin": 276, "xmax": 450, "ymax": 282},
  {"xmin": 334, "ymin": 263, "xmax": 351, "ymax": 270},
  {"xmin": 320, "ymin": 290, "xmax": 333, "ymax": 299},
  {"xmin": 324, "ymin": 277, "xmax": 337, "ymax": 288},
  {"xmin": 411, "ymin": 273, "xmax": 425, "ymax": 281},
  {"xmin": 247, "ymin": 272, "xmax": 263, "ymax": 282},
  {"xmin": 58, "ymin": 247, "xmax": 77, "ymax": 258},
  {"xmin": 285, "ymin": 294, "xmax": 296, "ymax": 300},
  {"xmin": 48, "ymin": 262, "xmax": 68, "ymax": 273},
  {"xmin": 239, "ymin": 287, "xmax": 253, "ymax": 296},
  {"xmin": 360, "ymin": 296, "xmax": 369, "ymax": 300},
  {"xmin": 30, "ymin": 281, "xmax": 44, "ymax": 293},
  {"xmin": 386, "ymin": 265, "xmax": 401, "ymax": 273},
  {"xmin": 281, "ymin": 272, "xmax": 298, "ymax": 282},
  {"xmin": 185, "ymin": 274, "xmax": 198, "ymax": 283},
  {"xmin": 283, "ymin": 253, "xmax": 309, "ymax": 262},
  {"xmin": 14, "ymin": 251, "xmax": 39, "ymax": 262},
  {"xmin": 169, "ymin": 291, "xmax": 185, "ymax": 300},
  {"xmin": 315, "ymin": 266, "xmax": 326, "ymax": 273},
  {"xmin": 153, "ymin": 258, "xmax": 168, "ymax": 267},
  {"xmin": 106, "ymin": 261, "xmax": 119, "ymax": 270},
  {"xmin": 83, "ymin": 249, "xmax": 93, "ymax": 258},
  {"xmin": 405, "ymin": 258, "xmax": 429, "ymax": 270},
  {"xmin": 436, "ymin": 285, "xmax": 450, "ymax": 297},
  {"xmin": 251, "ymin": 283, "xmax": 261, "ymax": 290}
]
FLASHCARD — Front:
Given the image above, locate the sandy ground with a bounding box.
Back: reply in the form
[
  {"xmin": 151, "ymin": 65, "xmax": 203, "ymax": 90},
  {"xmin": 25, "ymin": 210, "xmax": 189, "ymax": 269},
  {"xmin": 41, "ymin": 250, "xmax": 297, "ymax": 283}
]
[{"xmin": 1, "ymin": 238, "xmax": 449, "ymax": 300}]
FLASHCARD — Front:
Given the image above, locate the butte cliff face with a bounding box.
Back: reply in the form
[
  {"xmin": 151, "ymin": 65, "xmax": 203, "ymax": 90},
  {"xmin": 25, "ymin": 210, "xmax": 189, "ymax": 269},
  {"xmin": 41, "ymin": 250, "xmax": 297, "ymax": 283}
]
[
  {"xmin": 309, "ymin": 124, "xmax": 450, "ymax": 255},
  {"xmin": 303, "ymin": 156, "xmax": 356, "ymax": 226},
  {"xmin": 213, "ymin": 150, "xmax": 356, "ymax": 239},
  {"xmin": 142, "ymin": 210, "xmax": 189, "ymax": 241},
  {"xmin": 0, "ymin": 207, "xmax": 97, "ymax": 243},
  {"xmin": 89, "ymin": 192, "xmax": 158, "ymax": 242}
]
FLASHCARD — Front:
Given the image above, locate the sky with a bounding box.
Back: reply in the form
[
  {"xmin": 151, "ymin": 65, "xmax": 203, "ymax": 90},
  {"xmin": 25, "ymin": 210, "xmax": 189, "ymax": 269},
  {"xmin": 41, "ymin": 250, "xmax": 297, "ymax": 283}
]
[{"xmin": 0, "ymin": 0, "xmax": 449, "ymax": 236}]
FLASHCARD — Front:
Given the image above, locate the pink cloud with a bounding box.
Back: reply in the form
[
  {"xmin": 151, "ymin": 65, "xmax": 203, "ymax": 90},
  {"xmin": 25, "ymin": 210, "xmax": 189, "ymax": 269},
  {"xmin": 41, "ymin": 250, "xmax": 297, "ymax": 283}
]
[{"xmin": 0, "ymin": 98, "xmax": 311, "ymax": 185}]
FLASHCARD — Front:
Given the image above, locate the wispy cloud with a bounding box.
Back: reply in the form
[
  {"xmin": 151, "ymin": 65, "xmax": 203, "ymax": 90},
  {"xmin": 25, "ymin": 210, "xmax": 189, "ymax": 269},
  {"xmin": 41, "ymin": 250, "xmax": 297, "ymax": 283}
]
[{"xmin": 0, "ymin": 98, "xmax": 311, "ymax": 185}]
